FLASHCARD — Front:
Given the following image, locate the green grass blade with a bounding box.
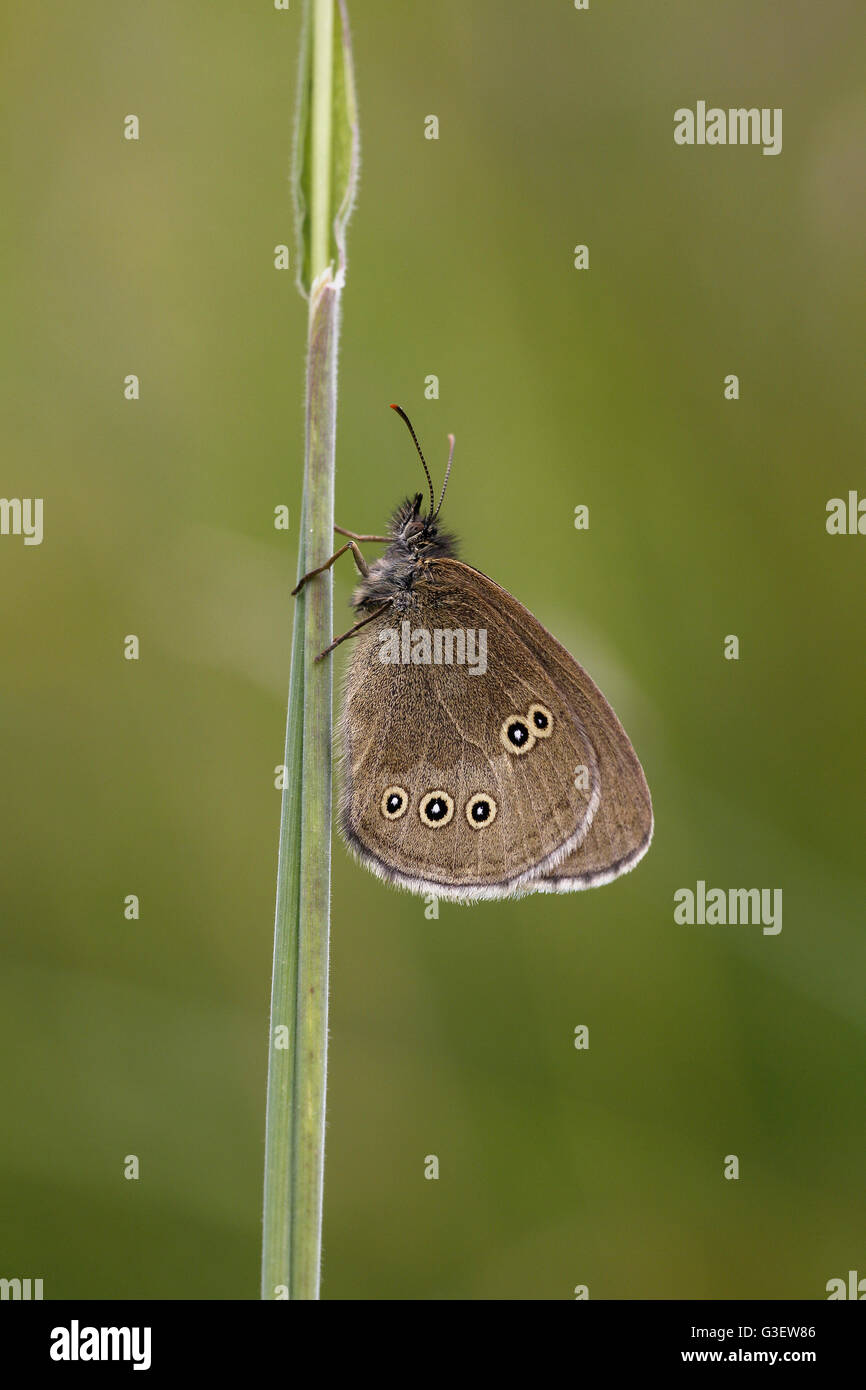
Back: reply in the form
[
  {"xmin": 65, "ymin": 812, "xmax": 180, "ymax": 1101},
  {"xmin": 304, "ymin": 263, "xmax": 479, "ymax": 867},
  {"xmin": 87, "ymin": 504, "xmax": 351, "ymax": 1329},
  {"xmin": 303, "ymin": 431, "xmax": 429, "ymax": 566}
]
[
  {"xmin": 261, "ymin": 501, "xmax": 305, "ymax": 1299},
  {"xmin": 294, "ymin": 0, "xmax": 359, "ymax": 294},
  {"xmin": 262, "ymin": 0, "xmax": 359, "ymax": 1301}
]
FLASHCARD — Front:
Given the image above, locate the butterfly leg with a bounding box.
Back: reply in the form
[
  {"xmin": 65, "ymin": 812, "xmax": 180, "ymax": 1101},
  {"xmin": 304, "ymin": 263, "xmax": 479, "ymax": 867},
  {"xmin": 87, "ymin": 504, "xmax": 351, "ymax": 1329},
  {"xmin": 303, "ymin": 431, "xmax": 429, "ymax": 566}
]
[
  {"xmin": 334, "ymin": 525, "xmax": 391, "ymax": 542},
  {"xmin": 315, "ymin": 602, "xmax": 391, "ymax": 662},
  {"xmin": 291, "ymin": 540, "xmax": 370, "ymax": 596}
]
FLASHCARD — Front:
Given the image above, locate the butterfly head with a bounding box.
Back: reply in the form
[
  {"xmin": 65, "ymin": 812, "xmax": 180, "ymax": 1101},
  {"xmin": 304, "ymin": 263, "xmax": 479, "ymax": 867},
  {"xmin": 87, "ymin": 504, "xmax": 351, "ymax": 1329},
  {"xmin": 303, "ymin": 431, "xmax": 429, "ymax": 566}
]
[
  {"xmin": 389, "ymin": 405, "xmax": 456, "ymax": 552},
  {"xmin": 390, "ymin": 491, "xmax": 448, "ymax": 552},
  {"xmin": 352, "ymin": 410, "xmax": 459, "ymax": 613}
]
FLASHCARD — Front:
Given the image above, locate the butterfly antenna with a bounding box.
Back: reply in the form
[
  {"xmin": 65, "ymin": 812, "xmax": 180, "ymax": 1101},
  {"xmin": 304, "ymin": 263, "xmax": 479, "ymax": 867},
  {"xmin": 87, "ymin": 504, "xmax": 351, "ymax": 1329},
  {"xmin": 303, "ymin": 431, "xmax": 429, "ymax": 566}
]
[
  {"xmin": 390, "ymin": 405, "xmax": 435, "ymax": 520},
  {"xmin": 434, "ymin": 433, "xmax": 455, "ymax": 519}
]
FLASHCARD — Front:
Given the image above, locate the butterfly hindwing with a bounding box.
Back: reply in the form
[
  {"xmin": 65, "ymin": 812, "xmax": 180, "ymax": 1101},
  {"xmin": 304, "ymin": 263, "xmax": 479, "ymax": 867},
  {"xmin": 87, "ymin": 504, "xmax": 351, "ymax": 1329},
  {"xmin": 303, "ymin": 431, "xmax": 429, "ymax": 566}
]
[{"xmin": 435, "ymin": 563, "xmax": 653, "ymax": 894}]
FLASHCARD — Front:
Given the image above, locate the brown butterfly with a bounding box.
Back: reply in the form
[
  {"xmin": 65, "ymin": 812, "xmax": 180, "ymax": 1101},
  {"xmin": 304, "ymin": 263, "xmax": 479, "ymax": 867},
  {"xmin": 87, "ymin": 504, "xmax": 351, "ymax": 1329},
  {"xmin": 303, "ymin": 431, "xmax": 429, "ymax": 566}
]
[{"xmin": 292, "ymin": 406, "xmax": 653, "ymax": 902}]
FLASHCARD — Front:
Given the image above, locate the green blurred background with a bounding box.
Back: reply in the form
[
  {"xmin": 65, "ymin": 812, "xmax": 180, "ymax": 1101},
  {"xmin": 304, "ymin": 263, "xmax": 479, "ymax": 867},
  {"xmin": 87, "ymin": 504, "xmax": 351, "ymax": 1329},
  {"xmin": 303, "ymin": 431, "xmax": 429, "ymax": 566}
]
[{"xmin": 2, "ymin": 1, "xmax": 864, "ymax": 1299}]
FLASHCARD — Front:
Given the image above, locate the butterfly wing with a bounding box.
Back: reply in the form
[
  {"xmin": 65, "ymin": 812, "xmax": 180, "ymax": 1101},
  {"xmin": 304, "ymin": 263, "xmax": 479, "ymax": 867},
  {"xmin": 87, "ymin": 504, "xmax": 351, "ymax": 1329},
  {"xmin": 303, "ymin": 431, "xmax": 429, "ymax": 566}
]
[
  {"xmin": 339, "ymin": 559, "xmax": 604, "ymax": 900},
  {"xmin": 531, "ymin": 823, "xmax": 652, "ymax": 892},
  {"xmin": 437, "ymin": 562, "xmax": 653, "ymax": 893},
  {"xmin": 530, "ymin": 727, "xmax": 653, "ymax": 891}
]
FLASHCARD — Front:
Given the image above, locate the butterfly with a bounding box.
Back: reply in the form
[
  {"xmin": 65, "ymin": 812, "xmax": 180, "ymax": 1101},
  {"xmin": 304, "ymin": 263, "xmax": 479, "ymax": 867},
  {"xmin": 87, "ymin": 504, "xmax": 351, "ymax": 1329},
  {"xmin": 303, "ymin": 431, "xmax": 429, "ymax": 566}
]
[{"xmin": 292, "ymin": 406, "xmax": 653, "ymax": 902}]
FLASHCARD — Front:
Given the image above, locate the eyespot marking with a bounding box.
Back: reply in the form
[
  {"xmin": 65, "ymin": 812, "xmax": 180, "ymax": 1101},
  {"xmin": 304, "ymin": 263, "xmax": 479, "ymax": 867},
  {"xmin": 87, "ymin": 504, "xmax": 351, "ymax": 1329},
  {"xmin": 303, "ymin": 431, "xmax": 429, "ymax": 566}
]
[
  {"xmin": 420, "ymin": 790, "xmax": 454, "ymax": 827},
  {"xmin": 381, "ymin": 786, "xmax": 409, "ymax": 820},
  {"xmin": 466, "ymin": 793, "xmax": 497, "ymax": 829},
  {"xmin": 528, "ymin": 703, "xmax": 553, "ymax": 737},
  {"xmin": 500, "ymin": 716, "xmax": 535, "ymax": 755}
]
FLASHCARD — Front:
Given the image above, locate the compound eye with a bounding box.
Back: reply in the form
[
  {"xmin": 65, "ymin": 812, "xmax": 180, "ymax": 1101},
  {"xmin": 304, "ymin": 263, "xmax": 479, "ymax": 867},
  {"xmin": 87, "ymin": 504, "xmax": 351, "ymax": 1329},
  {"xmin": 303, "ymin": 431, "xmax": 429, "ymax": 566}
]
[
  {"xmin": 528, "ymin": 703, "xmax": 553, "ymax": 737},
  {"xmin": 500, "ymin": 716, "xmax": 535, "ymax": 755},
  {"xmin": 419, "ymin": 790, "xmax": 454, "ymax": 828},
  {"xmin": 466, "ymin": 793, "xmax": 498, "ymax": 829},
  {"xmin": 381, "ymin": 786, "xmax": 409, "ymax": 820}
]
